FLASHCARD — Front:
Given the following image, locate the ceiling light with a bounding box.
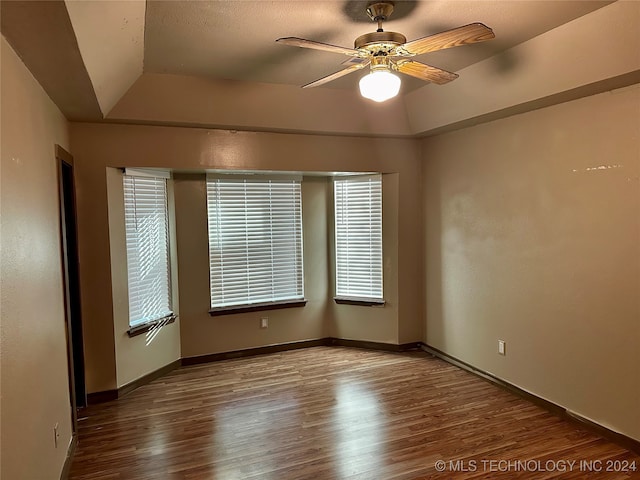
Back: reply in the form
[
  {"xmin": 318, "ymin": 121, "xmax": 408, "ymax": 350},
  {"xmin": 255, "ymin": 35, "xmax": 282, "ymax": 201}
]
[{"xmin": 358, "ymin": 60, "xmax": 401, "ymax": 102}]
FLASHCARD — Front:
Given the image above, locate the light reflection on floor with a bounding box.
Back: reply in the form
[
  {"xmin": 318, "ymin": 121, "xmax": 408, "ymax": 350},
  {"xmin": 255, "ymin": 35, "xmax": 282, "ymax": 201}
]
[
  {"xmin": 333, "ymin": 379, "xmax": 384, "ymax": 478},
  {"xmin": 213, "ymin": 393, "xmax": 300, "ymax": 479},
  {"xmin": 208, "ymin": 377, "xmax": 384, "ymax": 479}
]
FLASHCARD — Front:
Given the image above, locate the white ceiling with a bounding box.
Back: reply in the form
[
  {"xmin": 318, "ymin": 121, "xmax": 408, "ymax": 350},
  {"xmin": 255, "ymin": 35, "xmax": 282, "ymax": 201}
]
[{"xmin": 143, "ymin": 0, "xmax": 613, "ymax": 91}]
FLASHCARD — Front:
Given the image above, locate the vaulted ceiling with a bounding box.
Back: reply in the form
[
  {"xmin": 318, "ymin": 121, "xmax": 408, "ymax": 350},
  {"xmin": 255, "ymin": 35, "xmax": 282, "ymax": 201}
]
[
  {"xmin": 2, "ymin": 1, "xmax": 639, "ymax": 136},
  {"xmin": 141, "ymin": 1, "xmax": 610, "ymax": 88}
]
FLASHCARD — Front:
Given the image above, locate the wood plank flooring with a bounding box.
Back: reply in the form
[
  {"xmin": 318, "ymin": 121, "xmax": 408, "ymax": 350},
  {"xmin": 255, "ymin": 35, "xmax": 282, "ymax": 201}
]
[{"xmin": 69, "ymin": 347, "xmax": 640, "ymax": 479}]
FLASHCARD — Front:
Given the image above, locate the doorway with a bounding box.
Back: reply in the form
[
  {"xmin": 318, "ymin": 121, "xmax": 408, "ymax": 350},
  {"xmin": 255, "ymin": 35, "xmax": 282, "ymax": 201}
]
[{"xmin": 56, "ymin": 145, "xmax": 86, "ymax": 418}]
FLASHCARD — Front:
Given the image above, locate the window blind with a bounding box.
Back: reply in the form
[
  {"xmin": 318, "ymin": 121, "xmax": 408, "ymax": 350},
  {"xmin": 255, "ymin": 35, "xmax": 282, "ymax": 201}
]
[
  {"xmin": 334, "ymin": 175, "xmax": 383, "ymax": 300},
  {"xmin": 206, "ymin": 176, "xmax": 304, "ymax": 309},
  {"xmin": 124, "ymin": 175, "xmax": 172, "ymax": 327}
]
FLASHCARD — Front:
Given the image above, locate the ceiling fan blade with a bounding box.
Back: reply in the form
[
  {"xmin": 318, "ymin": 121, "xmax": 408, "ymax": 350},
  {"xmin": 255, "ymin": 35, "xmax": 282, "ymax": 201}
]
[
  {"xmin": 394, "ymin": 60, "xmax": 458, "ymax": 85},
  {"xmin": 276, "ymin": 37, "xmax": 360, "ymax": 56},
  {"xmin": 402, "ymin": 23, "xmax": 495, "ymax": 55},
  {"xmin": 302, "ymin": 63, "xmax": 369, "ymax": 88}
]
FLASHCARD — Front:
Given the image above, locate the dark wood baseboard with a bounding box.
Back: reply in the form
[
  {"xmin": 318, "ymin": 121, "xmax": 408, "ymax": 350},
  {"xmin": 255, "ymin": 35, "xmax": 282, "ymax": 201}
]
[
  {"xmin": 118, "ymin": 359, "xmax": 181, "ymax": 397},
  {"xmin": 182, "ymin": 338, "xmax": 421, "ymax": 366},
  {"xmin": 59, "ymin": 434, "xmax": 76, "ymax": 480},
  {"xmin": 419, "ymin": 343, "xmax": 640, "ymax": 455},
  {"xmin": 87, "ymin": 359, "xmax": 181, "ymax": 405},
  {"xmin": 565, "ymin": 410, "xmax": 640, "ymax": 456},
  {"xmin": 87, "ymin": 389, "xmax": 118, "ymax": 405},
  {"xmin": 182, "ymin": 339, "xmax": 327, "ymax": 366},
  {"xmin": 327, "ymin": 338, "xmax": 421, "ymax": 352},
  {"xmin": 88, "ymin": 340, "xmax": 420, "ymax": 402}
]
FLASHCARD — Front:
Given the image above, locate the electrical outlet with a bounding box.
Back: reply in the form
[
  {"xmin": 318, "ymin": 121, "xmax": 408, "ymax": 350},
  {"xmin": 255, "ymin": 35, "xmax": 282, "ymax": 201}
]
[
  {"xmin": 498, "ymin": 340, "xmax": 506, "ymax": 356},
  {"xmin": 260, "ymin": 317, "xmax": 268, "ymax": 329},
  {"xmin": 53, "ymin": 423, "xmax": 60, "ymax": 448}
]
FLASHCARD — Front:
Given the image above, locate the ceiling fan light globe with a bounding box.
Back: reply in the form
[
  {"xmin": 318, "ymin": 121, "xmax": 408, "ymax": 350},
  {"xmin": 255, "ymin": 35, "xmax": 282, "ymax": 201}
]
[{"xmin": 359, "ymin": 70, "xmax": 401, "ymax": 102}]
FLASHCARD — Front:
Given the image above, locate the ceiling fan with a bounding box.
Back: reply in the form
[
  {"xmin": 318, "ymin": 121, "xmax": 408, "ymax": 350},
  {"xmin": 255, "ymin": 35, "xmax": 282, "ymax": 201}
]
[{"xmin": 276, "ymin": 1, "xmax": 495, "ymax": 102}]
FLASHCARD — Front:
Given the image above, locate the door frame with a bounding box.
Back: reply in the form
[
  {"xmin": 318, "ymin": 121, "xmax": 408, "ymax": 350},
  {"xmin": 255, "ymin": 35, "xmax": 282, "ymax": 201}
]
[{"xmin": 56, "ymin": 145, "xmax": 86, "ymax": 431}]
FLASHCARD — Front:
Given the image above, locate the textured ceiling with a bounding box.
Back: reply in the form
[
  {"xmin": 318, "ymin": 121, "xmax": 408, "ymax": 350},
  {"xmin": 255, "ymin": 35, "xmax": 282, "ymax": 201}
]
[
  {"xmin": 143, "ymin": 0, "xmax": 614, "ymax": 91},
  {"xmin": 1, "ymin": 0, "xmax": 622, "ymax": 124}
]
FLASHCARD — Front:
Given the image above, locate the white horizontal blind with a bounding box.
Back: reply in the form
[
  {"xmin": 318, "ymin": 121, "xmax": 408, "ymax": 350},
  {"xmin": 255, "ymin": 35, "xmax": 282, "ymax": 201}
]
[
  {"xmin": 207, "ymin": 176, "xmax": 304, "ymax": 308},
  {"xmin": 334, "ymin": 175, "xmax": 383, "ymax": 299},
  {"xmin": 124, "ymin": 175, "xmax": 172, "ymax": 327}
]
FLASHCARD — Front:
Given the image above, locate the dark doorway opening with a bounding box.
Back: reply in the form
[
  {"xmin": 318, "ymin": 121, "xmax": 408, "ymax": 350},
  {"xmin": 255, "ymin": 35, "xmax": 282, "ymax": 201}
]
[{"xmin": 57, "ymin": 145, "xmax": 86, "ymax": 418}]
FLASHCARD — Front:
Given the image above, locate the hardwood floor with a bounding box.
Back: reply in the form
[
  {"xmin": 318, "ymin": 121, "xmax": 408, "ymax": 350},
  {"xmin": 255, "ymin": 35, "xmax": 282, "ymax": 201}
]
[{"xmin": 69, "ymin": 347, "xmax": 639, "ymax": 479}]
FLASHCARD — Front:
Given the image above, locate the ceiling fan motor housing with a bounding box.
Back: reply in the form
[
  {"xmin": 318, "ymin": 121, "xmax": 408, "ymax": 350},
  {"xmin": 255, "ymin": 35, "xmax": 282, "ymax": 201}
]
[{"xmin": 354, "ymin": 31, "xmax": 407, "ymax": 55}]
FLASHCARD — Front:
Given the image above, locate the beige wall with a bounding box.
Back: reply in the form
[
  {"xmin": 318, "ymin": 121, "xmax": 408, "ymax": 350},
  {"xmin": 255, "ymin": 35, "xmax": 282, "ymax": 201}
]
[
  {"xmin": 106, "ymin": 168, "xmax": 181, "ymax": 388},
  {"xmin": 70, "ymin": 123, "xmax": 423, "ymax": 391},
  {"xmin": 174, "ymin": 174, "xmax": 329, "ymax": 357},
  {"xmin": 422, "ymin": 84, "xmax": 640, "ymax": 441},
  {"xmin": 327, "ymin": 174, "xmax": 399, "ymax": 344},
  {"xmin": 1, "ymin": 36, "xmax": 72, "ymax": 479}
]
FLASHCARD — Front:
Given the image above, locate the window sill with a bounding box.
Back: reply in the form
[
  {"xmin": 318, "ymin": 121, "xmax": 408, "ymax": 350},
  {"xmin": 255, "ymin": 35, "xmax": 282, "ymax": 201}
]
[
  {"xmin": 209, "ymin": 299, "xmax": 307, "ymax": 316},
  {"xmin": 127, "ymin": 315, "xmax": 176, "ymax": 337},
  {"xmin": 334, "ymin": 296, "xmax": 385, "ymax": 306}
]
